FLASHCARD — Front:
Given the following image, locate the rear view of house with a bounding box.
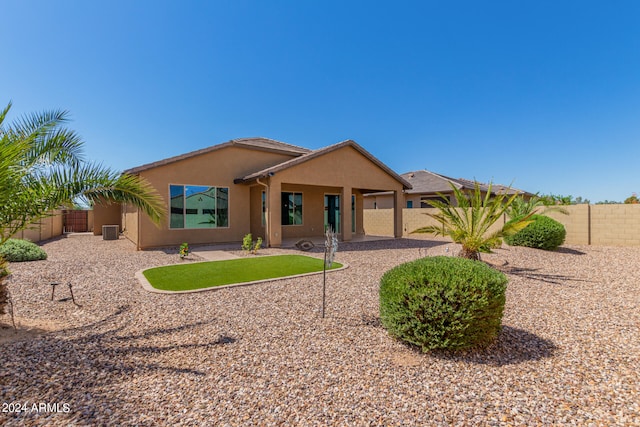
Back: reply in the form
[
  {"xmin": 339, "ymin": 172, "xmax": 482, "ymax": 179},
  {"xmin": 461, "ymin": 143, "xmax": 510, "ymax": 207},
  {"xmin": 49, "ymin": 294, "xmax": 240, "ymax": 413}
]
[{"xmin": 95, "ymin": 137, "xmax": 411, "ymax": 249}]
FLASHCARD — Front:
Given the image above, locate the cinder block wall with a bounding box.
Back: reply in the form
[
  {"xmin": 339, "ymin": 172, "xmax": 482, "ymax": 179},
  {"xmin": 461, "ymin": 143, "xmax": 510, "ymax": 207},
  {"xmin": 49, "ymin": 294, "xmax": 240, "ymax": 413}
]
[
  {"xmin": 590, "ymin": 204, "xmax": 640, "ymax": 246},
  {"xmin": 364, "ymin": 204, "xmax": 640, "ymax": 246},
  {"xmin": 8, "ymin": 210, "xmax": 64, "ymax": 243},
  {"xmin": 363, "ymin": 209, "xmax": 394, "ymax": 236},
  {"xmin": 546, "ymin": 205, "xmax": 590, "ymax": 245}
]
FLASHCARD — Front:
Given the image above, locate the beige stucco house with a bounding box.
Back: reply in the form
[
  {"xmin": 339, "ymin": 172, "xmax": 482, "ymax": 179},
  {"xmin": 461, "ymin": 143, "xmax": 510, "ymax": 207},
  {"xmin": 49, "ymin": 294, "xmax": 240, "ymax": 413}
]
[{"xmin": 95, "ymin": 138, "xmax": 411, "ymax": 249}]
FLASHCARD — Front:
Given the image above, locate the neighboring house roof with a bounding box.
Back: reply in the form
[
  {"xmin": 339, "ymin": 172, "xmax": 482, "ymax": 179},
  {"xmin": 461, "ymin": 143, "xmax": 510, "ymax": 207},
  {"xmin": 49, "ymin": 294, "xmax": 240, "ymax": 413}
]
[
  {"xmin": 124, "ymin": 137, "xmax": 311, "ymax": 174},
  {"xmin": 365, "ymin": 169, "xmax": 531, "ymax": 197},
  {"xmin": 447, "ymin": 176, "xmax": 532, "ymax": 196},
  {"xmin": 402, "ymin": 170, "xmax": 463, "ymax": 194},
  {"xmin": 233, "ymin": 139, "xmax": 413, "ymax": 189}
]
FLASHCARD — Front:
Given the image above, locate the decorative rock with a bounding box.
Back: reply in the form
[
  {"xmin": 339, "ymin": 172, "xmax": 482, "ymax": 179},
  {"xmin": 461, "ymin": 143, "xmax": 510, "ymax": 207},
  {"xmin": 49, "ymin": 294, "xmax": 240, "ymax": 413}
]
[
  {"xmin": 0, "ymin": 235, "xmax": 638, "ymax": 426},
  {"xmin": 295, "ymin": 240, "xmax": 315, "ymax": 251}
]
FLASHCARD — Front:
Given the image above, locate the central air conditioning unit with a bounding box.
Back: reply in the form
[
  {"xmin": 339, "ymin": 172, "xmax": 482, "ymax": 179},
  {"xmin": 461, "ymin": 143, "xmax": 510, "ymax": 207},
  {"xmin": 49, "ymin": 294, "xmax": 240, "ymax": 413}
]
[{"xmin": 102, "ymin": 225, "xmax": 119, "ymax": 240}]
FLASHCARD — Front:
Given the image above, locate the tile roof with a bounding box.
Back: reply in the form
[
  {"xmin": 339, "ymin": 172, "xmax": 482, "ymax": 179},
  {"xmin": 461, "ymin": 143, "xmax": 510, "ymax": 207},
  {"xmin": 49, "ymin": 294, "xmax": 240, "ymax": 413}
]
[
  {"xmin": 366, "ymin": 170, "xmax": 531, "ymax": 197},
  {"xmin": 402, "ymin": 170, "xmax": 463, "ymax": 194},
  {"xmin": 124, "ymin": 137, "xmax": 310, "ymax": 174},
  {"xmin": 448, "ymin": 177, "xmax": 530, "ymax": 196}
]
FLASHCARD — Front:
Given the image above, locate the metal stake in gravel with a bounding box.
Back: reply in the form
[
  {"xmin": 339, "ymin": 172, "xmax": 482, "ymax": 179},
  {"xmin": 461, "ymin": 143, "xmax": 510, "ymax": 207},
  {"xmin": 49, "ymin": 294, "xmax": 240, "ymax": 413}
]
[{"xmin": 322, "ymin": 226, "xmax": 338, "ymax": 318}]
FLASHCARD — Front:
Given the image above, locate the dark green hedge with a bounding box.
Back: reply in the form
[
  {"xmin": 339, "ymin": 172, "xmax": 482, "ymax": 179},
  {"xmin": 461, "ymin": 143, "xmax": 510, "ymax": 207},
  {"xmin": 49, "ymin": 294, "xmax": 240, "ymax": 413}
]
[
  {"xmin": 0, "ymin": 239, "xmax": 48, "ymax": 262},
  {"xmin": 505, "ymin": 215, "xmax": 566, "ymax": 251},
  {"xmin": 379, "ymin": 256, "xmax": 507, "ymax": 352}
]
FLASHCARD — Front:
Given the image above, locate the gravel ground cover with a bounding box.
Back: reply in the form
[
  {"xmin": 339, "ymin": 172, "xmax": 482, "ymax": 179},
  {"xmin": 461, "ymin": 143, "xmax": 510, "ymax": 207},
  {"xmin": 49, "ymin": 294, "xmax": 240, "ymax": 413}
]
[{"xmin": 1, "ymin": 234, "xmax": 638, "ymax": 426}]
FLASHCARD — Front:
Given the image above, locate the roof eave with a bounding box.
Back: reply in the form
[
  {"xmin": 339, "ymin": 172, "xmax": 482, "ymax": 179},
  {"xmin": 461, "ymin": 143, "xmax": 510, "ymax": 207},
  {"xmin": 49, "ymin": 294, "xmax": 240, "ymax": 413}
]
[{"xmin": 124, "ymin": 137, "xmax": 309, "ymax": 175}]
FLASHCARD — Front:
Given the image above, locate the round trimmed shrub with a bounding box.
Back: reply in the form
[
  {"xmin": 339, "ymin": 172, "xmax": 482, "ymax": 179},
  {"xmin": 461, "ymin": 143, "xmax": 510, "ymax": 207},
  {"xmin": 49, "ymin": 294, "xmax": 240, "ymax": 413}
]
[
  {"xmin": 379, "ymin": 256, "xmax": 507, "ymax": 352},
  {"xmin": 0, "ymin": 239, "xmax": 48, "ymax": 262},
  {"xmin": 505, "ymin": 215, "xmax": 566, "ymax": 251}
]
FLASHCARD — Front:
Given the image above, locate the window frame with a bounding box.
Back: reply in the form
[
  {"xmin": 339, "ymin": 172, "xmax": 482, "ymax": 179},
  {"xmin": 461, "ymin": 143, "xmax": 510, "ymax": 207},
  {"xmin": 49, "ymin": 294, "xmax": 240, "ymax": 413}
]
[
  {"xmin": 168, "ymin": 184, "xmax": 230, "ymax": 230},
  {"xmin": 281, "ymin": 191, "xmax": 303, "ymax": 226}
]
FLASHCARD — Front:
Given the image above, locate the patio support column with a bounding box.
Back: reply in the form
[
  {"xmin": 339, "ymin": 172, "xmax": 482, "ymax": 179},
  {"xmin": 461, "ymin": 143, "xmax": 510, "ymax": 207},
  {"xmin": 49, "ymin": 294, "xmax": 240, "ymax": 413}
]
[
  {"xmin": 268, "ymin": 179, "xmax": 282, "ymax": 247},
  {"xmin": 341, "ymin": 186, "xmax": 352, "ymax": 241},
  {"xmin": 393, "ymin": 189, "xmax": 403, "ymax": 238}
]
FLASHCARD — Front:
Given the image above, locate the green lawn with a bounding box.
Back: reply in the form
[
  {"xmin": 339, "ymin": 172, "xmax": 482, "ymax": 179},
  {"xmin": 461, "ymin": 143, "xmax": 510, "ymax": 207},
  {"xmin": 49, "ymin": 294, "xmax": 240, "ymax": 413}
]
[{"xmin": 143, "ymin": 255, "xmax": 343, "ymax": 291}]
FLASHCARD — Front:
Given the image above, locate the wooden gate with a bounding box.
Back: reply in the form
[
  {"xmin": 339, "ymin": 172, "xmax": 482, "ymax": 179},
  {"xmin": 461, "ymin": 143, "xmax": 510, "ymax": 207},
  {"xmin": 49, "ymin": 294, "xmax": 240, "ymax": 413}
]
[{"xmin": 63, "ymin": 210, "xmax": 89, "ymax": 233}]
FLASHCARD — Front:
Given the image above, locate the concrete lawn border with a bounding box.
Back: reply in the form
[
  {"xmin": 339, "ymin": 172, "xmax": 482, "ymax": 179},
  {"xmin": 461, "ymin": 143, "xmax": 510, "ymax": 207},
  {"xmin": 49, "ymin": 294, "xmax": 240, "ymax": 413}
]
[{"xmin": 135, "ymin": 254, "xmax": 349, "ymax": 294}]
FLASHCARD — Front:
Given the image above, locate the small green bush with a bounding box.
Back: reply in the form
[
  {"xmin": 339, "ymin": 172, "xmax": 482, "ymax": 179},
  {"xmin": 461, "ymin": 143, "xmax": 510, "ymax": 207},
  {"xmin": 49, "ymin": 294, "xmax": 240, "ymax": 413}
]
[
  {"xmin": 0, "ymin": 239, "xmax": 48, "ymax": 262},
  {"xmin": 241, "ymin": 233, "xmax": 262, "ymax": 254},
  {"xmin": 241, "ymin": 233, "xmax": 253, "ymax": 252},
  {"xmin": 379, "ymin": 256, "xmax": 507, "ymax": 352},
  {"xmin": 504, "ymin": 214, "xmax": 566, "ymax": 250}
]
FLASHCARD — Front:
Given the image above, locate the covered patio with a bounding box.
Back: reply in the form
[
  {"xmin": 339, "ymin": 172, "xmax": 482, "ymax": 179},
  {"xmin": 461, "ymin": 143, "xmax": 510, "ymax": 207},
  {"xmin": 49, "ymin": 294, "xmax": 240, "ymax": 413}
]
[{"xmin": 234, "ymin": 140, "xmax": 411, "ymax": 247}]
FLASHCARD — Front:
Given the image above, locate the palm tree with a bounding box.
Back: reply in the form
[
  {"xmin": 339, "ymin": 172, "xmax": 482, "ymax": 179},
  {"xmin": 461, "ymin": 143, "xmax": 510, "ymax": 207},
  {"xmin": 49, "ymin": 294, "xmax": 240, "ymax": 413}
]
[
  {"xmin": 411, "ymin": 181, "xmax": 532, "ymax": 260},
  {"xmin": 506, "ymin": 193, "xmax": 569, "ymax": 220},
  {"xmin": 0, "ymin": 101, "xmax": 166, "ymax": 314}
]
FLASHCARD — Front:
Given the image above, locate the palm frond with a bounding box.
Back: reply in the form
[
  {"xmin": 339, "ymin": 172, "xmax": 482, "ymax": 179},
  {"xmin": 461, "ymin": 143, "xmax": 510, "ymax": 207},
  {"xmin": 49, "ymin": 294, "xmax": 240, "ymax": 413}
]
[
  {"xmin": 1, "ymin": 101, "xmax": 166, "ymax": 242},
  {"xmin": 411, "ymin": 180, "xmax": 528, "ymax": 259},
  {"xmin": 0, "ymin": 101, "xmax": 12, "ymax": 129}
]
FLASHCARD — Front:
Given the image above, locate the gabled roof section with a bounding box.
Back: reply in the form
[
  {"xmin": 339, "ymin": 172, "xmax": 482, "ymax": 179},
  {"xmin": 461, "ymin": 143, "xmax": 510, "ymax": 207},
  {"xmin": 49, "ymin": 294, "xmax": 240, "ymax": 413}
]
[
  {"xmin": 402, "ymin": 170, "xmax": 530, "ymax": 196},
  {"xmin": 234, "ymin": 140, "xmax": 412, "ymax": 189},
  {"xmin": 448, "ymin": 177, "xmax": 531, "ymax": 196},
  {"xmin": 402, "ymin": 170, "xmax": 463, "ymax": 194},
  {"xmin": 124, "ymin": 137, "xmax": 311, "ymax": 174}
]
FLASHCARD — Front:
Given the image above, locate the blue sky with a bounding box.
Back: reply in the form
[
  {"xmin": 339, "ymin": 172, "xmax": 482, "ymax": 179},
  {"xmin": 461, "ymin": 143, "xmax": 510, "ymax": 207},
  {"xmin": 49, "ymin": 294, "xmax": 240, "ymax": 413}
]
[{"xmin": 2, "ymin": 1, "xmax": 639, "ymax": 202}]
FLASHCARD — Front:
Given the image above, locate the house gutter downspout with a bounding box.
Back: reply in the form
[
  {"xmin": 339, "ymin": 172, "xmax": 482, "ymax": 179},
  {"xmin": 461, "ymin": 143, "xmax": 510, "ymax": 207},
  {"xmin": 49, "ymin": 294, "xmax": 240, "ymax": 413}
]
[{"xmin": 256, "ymin": 177, "xmax": 270, "ymax": 247}]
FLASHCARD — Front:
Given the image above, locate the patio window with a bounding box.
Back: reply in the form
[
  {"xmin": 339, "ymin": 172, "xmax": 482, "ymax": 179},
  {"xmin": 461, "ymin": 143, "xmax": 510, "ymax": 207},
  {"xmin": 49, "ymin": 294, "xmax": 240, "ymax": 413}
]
[
  {"xmin": 281, "ymin": 192, "xmax": 303, "ymax": 225},
  {"xmin": 169, "ymin": 185, "xmax": 229, "ymax": 229}
]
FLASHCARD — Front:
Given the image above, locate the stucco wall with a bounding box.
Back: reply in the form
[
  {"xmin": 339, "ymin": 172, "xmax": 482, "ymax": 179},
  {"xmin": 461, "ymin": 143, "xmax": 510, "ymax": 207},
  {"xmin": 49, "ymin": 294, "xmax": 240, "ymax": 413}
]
[
  {"xmin": 365, "ymin": 192, "xmax": 459, "ymax": 210},
  {"xmin": 93, "ymin": 202, "xmax": 122, "ymax": 235},
  {"xmin": 275, "ymin": 146, "xmax": 404, "ymax": 192},
  {"xmin": 135, "ymin": 145, "xmax": 297, "ymax": 249},
  {"xmin": 363, "ymin": 194, "xmax": 394, "ymax": 209},
  {"xmin": 264, "ymin": 145, "xmax": 405, "ymax": 245},
  {"xmin": 122, "ymin": 203, "xmax": 139, "ymax": 246},
  {"xmin": 127, "ymin": 144, "xmax": 405, "ymax": 249},
  {"xmin": 250, "ymin": 184, "xmax": 366, "ymax": 241}
]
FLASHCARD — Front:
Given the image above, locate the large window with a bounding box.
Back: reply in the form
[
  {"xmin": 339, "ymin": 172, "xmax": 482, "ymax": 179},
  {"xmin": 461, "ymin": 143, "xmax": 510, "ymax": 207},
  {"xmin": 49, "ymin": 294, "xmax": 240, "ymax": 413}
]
[
  {"xmin": 170, "ymin": 185, "xmax": 229, "ymax": 229},
  {"xmin": 281, "ymin": 192, "xmax": 302, "ymax": 225}
]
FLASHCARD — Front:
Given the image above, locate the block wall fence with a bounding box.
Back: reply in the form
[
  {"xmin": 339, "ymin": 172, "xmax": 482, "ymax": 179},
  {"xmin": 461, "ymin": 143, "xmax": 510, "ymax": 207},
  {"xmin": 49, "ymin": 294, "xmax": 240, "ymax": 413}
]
[
  {"xmin": 10, "ymin": 210, "xmax": 65, "ymax": 243},
  {"xmin": 8, "ymin": 206, "xmax": 640, "ymax": 247},
  {"xmin": 8, "ymin": 210, "xmax": 96, "ymax": 243},
  {"xmin": 363, "ymin": 204, "xmax": 640, "ymax": 246}
]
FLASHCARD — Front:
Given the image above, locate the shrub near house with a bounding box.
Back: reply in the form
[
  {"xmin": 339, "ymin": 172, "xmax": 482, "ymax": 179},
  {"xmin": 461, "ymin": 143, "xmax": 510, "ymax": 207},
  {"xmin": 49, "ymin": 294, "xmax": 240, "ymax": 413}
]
[
  {"xmin": 380, "ymin": 256, "xmax": 507, "ymax": 352},
  {"xmin": 0, "ymin": 239, "xmax": 47, "ymax": 262},
  {"xmin": 504, "ymin": 215, "xmax": 566, "ymax": 251}
]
